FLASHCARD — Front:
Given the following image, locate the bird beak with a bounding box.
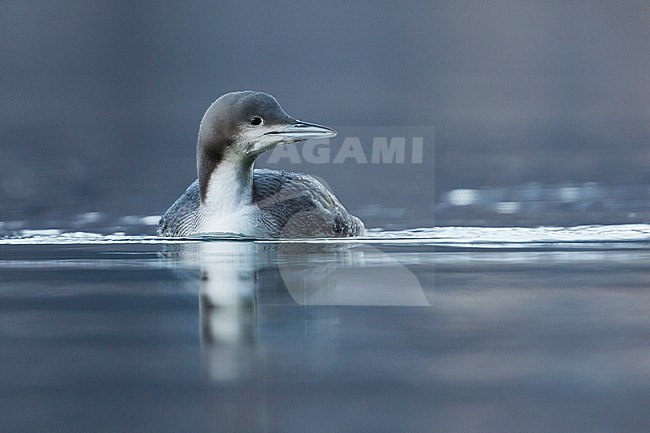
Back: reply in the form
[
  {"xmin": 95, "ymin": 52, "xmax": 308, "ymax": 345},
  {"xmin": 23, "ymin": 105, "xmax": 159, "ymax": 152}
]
[
  {"xmin": 264, "ymin": 121, "xmax": 338, "ymax": 142},
  {"xmin": 246, "ymin": 121, "xmax": 337, "ymax": 156}
]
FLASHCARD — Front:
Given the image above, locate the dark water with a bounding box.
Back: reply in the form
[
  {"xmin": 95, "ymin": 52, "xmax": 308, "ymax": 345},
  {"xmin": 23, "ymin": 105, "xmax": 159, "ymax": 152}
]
[{"xmin": 2, "ymin": 228, "xmax": 650, "ymax": 432}]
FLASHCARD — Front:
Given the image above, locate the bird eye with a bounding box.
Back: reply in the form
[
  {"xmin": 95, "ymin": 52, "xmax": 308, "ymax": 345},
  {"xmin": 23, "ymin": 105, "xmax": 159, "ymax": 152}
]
[{"xmin": 249, "ymin": 116, "xmax": 263, "ymax": 126}]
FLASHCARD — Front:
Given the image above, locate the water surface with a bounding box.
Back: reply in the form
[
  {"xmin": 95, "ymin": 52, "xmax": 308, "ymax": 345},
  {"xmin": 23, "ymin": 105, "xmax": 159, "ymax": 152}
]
[{"xmin": 2, "ymin": 225, "xmax": 650, "ymax": 432}]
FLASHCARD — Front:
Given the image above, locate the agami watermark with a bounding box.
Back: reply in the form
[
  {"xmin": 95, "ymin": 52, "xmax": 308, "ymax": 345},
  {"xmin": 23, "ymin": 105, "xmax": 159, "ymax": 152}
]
[{"xmin": 263, "ymin": 126, "xmax": 434, "ymax": 165}]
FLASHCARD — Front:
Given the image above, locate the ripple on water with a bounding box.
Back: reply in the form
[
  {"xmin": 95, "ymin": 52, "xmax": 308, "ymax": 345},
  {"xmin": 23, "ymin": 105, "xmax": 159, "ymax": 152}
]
[{"xmin": 0, "ymin": 218, "xmax": 650, "ymax": 248}]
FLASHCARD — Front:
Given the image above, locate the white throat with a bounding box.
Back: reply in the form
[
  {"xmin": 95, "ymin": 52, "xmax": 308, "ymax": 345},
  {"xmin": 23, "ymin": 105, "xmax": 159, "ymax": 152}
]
[{"xmin": 198, "ymin": 160, "xmax": 261, "ymax": 236}]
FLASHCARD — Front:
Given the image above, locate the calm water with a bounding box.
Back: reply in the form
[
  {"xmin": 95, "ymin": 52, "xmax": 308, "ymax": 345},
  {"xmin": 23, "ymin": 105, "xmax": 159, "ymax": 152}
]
[
  {"xmin": 3, "ymin": 2, "xmax": 650, "ymax": 431},
  {"xmin": 1, "ymin": 225, "xmax": 650, "ymax": 432}
]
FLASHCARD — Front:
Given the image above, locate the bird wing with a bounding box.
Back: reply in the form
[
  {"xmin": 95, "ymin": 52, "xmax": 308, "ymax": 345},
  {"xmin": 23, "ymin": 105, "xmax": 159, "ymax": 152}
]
[
  {"xmin": 252, "ymin": 168, "xmax": 364, "ymax": 237},
  {"xmin": 157, "ymin": 180, "xmax": 201, "ymax": 237}
]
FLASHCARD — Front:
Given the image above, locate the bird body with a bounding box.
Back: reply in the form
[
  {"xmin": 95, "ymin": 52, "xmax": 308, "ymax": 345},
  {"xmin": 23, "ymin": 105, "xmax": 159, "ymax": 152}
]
[
  {"xmin": 158, "ymin": 168, "xmax": 363, "ymax": 237},
  {"xmin": 158, "ymin": 91, "xmax": 364, "ymax": 238}
]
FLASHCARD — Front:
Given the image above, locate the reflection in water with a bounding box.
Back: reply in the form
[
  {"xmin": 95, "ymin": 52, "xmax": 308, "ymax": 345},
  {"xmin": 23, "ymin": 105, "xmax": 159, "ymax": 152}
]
[
  {"xmin": 2, "ymin": 239, "xmax": 650, "ymax": 431},
  {"xmin": 276, "ymin": 243, "xmax": 429, "ymax": 306},
  {"xmin": 197, "ymin": 242, "xmax": 258, "ymax": 383},
  {"xmin": 162, "ymin": 241, "xmax": 430, "ymax": 383}
]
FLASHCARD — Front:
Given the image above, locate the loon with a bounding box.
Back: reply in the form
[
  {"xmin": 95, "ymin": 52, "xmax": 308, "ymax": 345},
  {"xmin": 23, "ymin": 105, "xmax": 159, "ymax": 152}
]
[{"xmin": 158, "ymin": 91, "xmax": 365, "ymax": 238}]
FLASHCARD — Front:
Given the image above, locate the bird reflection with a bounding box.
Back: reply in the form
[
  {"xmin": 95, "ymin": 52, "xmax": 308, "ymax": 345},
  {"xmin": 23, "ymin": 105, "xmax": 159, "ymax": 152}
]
[{"xmin": 161, "ymin": 239, "xmax": 429, "ymax": 383}]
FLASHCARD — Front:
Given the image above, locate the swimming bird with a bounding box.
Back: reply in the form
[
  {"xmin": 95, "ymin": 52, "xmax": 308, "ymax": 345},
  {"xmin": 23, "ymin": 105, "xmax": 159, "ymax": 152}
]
[{"xmin": 158, "ymin": 91, "xmax": 364, "ymax": 238}]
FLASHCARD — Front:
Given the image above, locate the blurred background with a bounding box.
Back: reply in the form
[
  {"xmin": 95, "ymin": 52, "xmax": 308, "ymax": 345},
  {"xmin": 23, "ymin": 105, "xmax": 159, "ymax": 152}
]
[{"xmin": 1, "ymin": 0, "xmax": 649, "ymax": 230}]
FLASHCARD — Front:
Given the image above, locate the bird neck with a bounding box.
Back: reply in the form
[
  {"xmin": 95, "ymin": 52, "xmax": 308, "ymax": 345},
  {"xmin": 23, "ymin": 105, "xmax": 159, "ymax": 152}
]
[{"xmin": 199, "ymin": 153, "xmax": 255, "ymax": 213}]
